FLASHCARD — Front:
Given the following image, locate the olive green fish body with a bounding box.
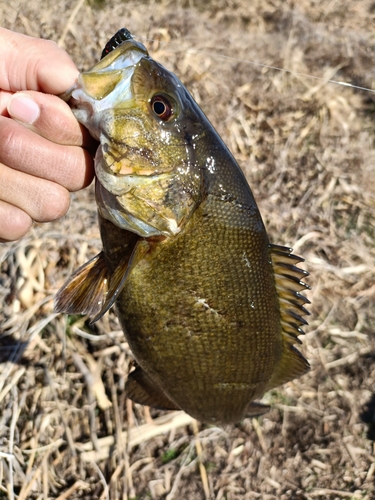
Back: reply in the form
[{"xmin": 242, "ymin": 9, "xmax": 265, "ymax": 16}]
[
  {"xmin": 104, "ymin": 163, "xmax": 280, "ymax": 423},
  {"xmin": 56, "ymin": 30, "xmax": 310, "ymax": 424}
]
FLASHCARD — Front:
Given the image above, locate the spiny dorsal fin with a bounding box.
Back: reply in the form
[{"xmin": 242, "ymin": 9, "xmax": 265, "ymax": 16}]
[
  {"xmin": 264, "ymin": 244, "xmax": 311, "ymax": 391},
  {"xmin": 270, "ymin": 244, "xmax": 310, "ymax": 343}
]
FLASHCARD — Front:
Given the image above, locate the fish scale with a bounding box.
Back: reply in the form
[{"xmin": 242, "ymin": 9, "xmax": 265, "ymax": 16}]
[
  {"xmin": 112, "ymin": 201, "xmax": 282, "ymax": 422},
  {"xmin": 55, "ymin": 29, "xmax": 310, "ymax": 424}
]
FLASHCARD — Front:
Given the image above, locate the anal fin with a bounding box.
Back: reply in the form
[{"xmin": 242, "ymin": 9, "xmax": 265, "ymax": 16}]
[
  {"xmin": 246, "ymin": 402, "xmax": 270, "ymax": 417},
  {"xmin": 126, "ymin": 366, "xmax": 180, "ymax": 411}
]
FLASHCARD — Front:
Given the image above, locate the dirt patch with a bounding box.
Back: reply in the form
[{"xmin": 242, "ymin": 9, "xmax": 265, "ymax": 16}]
[{"xmin": 1, "ymin": 0, "xmax": 375, "ymax": 498}]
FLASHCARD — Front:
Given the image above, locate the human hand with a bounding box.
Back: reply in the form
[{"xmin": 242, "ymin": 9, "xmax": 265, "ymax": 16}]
[{"xmin": 0, "ymin": 27, "xmax": 95, "ymax": 242}]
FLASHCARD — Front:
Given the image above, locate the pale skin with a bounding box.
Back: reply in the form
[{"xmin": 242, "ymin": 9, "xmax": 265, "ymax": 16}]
[{"xmin": 0, "ymin": 27, "xmax": 95, "ymax": 242}]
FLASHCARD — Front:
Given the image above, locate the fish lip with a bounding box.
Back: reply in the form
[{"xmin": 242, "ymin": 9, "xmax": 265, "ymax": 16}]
[
  {"xmin": 61, "ymin": 39, "xmax": 149, "ymax": 139},
  {"xmin": 95, "ymin": 148, "xmax": 181, "ymax": 237},
  {"xmin": 95, "ymin": 147, "xmax": 135, "ymax": 195},
  {"xmin": 59, "ymin": 39, "xmax": 147, "ymax": 102}
]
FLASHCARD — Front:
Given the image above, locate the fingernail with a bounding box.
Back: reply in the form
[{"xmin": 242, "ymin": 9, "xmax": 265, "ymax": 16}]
[{"xmin": 8, "ymin": 93, "xmax": 40, "ymax": 125}]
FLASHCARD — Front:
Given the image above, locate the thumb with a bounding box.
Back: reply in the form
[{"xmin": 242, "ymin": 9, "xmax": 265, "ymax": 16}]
[{"xmin": 0, "ymin": 27, "xmax": 78, "ymax": 95}]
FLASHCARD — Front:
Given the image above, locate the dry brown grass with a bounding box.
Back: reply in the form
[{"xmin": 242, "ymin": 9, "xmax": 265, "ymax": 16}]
[{"xmin": 1, "ymin": 0, "xmax": 375, "ymax": 498}]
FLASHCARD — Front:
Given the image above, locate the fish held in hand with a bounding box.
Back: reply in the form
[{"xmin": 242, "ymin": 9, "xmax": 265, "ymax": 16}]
[{"xmin": 55, "ymin": 29, "xmax": 310, "ymax": 424}]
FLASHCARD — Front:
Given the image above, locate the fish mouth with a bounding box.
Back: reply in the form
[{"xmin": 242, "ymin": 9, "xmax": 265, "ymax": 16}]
[
  {"xmin": 61, "ymin": 36, "xmax": 170, "ymax": 237},
  {"xmin": 95, "ymin": 147, "xmax": 184, "ymax": 238},
  {"xmin": 62, "ymin": 33, "xmax": 202, "ymax": 238},
  {"xmin": 61, "ymin": 38, "xmax": 149, "ymax": 140}
]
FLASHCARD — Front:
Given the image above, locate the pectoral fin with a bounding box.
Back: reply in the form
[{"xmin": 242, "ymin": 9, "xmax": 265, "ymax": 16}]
[
  {"xmin": 55, "ymin": 240, "xmax": 149, "ymax": 322},
  {"xmin": 126, "ymin": 366, "xmax": 180, "ymax": 411},
  {"xmin": 54, "ymin": 251, "xmax": 109, "ymax": 317},
  {"xmin": 91, "ymin": 239, "xmax": 149, "ymax": 323}
]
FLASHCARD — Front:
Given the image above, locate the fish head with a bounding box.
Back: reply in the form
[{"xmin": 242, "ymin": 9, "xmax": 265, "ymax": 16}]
[{"xmin": 64, "ymin": 32, "xmax": 208, "ymax": 237}]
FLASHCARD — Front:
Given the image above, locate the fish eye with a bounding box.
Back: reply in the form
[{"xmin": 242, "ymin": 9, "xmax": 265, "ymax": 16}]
[{"xmin": 150, "ymin": 94, "xmax": 173, "ymax": 121}]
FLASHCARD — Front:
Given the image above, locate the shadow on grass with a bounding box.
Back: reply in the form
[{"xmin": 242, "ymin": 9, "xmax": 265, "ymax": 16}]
[
  {"xmin": 0, "ymin": 334, "xmax": 30, "ymax": 365},
  {"xmin": 361, "ymin": 393, "xmax": 375, "ymax": 441}
]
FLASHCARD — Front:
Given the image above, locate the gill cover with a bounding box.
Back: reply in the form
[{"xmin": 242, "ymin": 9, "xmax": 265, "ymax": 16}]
[{"xmin": 65, "ymin": 28, "xmax": 205, "ymax": 238}]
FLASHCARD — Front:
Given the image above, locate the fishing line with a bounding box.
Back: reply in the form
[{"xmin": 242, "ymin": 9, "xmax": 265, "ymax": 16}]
[{"xmin": 135, "ymin": 35, "xmax": 375, "ymax": 95}]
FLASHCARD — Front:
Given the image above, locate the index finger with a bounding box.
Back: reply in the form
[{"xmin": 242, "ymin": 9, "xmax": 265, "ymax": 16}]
[{"xmin": 0, "ymin": 27, "xmax": 78, "ymax": 94}]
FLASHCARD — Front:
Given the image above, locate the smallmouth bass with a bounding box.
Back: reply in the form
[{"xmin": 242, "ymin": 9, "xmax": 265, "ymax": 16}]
[{"xmin": 55, "ymin": 29, "xmax": 310, "ymax": 424}]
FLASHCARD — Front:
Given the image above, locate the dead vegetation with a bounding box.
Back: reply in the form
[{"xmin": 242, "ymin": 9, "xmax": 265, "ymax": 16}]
[{"xmin": 1, "ymin": 0, "xmax": 375, "ymax": 498}]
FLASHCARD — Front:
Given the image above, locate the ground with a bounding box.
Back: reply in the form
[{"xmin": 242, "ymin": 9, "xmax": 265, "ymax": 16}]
[{"xmin": 1, "ymin": 0, "xmax": 375, "ymax": 499}]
